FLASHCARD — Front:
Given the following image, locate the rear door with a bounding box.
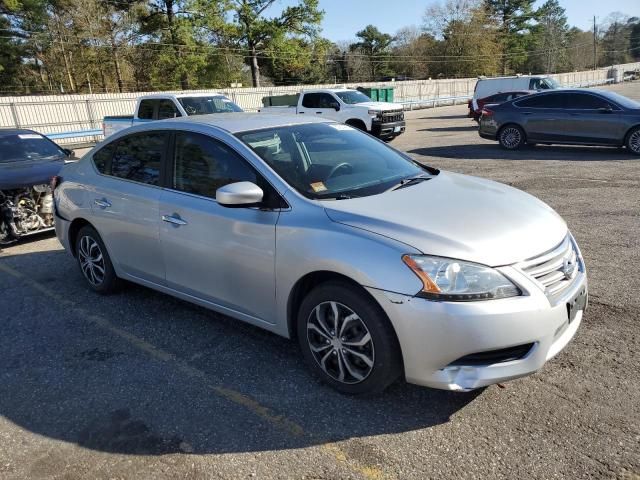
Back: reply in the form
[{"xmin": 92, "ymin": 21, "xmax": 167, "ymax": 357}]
[
  {"xmin": 562, "ymin": 92, "xmax": 623, "ymax": 144},
  {"xmin": 514, "ymin": 93, "xmax": 570, "ymax": 142},
  {"xmin": 88, "ymin": 131, "xmax": 168, "ymax": 284}
]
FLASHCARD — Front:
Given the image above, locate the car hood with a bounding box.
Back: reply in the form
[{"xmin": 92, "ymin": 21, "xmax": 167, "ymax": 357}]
[
  {"xmin": 322, "ymin": 171, "xmax": 567, "ymax": 267},
  {"xmin": 0, "ymin": 158, "xmax": 65, "ymax": 190},
  {"xmin": 353, "ymin": 102, "xmax": 403, "ymax": 111}
]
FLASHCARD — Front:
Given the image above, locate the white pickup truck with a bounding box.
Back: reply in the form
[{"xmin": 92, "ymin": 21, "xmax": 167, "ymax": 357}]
[
  {"xmin": 102, "ymin": 93, "xmax": 243, "ymax": 138},
  {"xmin": 258, "ymin": 88, "xmax": 406, "ymax": 140}
]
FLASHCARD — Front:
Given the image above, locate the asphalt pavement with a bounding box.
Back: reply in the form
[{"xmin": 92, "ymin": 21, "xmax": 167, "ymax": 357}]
[{"xmin": 0, "ymin": 82, "xmax": 638, "ymax": 479}]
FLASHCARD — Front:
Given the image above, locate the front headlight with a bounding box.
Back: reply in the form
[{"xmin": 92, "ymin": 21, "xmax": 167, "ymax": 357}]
[
  {"xmin": 402, "ymin": 255, "xmax": 521, "ymax": 301},
  {"xmin": 368, "ymin": 109, "xmax": 381, "ymax": 117}
]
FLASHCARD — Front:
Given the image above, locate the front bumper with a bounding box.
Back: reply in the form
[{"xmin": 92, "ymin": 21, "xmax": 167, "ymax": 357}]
[
  {"xmin": 366, "ymin": 267, "xmax": 587, "ymax": 391},
  {"xmin": 372, "ymin": 120, "xmax": 406, "ymax": 138}
]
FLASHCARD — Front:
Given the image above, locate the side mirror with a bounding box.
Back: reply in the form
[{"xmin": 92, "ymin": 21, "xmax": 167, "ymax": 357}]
[
  {"xmin": 329, "ymin": 101, "xmax": 341, "ymax": 111},
  {"xmin": 598, "ymin": 105, "xmax": 613, "ymax": 113},
  {"xmin": 63, "ymin": 148, "xmax": 74, "ymax": 157},
  {"xmin": 216, "ymin": 181, "xmax": 263, "ymax": 207}
]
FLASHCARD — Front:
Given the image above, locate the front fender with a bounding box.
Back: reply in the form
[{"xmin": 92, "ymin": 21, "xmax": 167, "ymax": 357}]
[{"xmin": 273, "ymin": 205, "xmax": 422, "ymax": 336}]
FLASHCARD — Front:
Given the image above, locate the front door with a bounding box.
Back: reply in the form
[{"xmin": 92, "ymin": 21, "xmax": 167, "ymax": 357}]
[
  {"xmin": 159, "ymin": 131, "xmax": 280, "ymax": 323},
  {"xmin": 562, "ymin": 93, "xmax": 623, "ymax": 145},
  {"xmin": 299, "ymin": 92, "xmax": 338, "ymax": 117}
]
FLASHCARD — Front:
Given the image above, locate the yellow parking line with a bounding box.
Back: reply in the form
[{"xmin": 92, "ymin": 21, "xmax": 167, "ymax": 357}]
[{"xmin": 0, "ymin": 262, "xmax": 390, "ymax": 480}]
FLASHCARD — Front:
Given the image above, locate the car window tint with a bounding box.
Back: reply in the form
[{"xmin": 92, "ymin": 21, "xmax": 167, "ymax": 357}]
[
  {"xmin": 92, "ymin": 144, "xmax": 115, "ymax": 174},
  {"xmin": 138, "ymin": 100, "xmax": 156, "ymax": 119},
  {"xmin": 158, "ymin": 100, "xmax": 180, "ymax": 120},
  {"xmin": 111, "ymin": 133, "xmax": 166, "ymax": 185},
  {"xmin": 302, "ymin": 93, "xmax": 334, "ymax": 108},
  {"xmin": 173, "ymin": 132, "xmax": 257, "ymax": 199},
  {"xmin": 515, "ymin": 94, "xmax": 562, "ymax": 108},
  {"xmin": 564, "ymin": 93, "xmax": 611, "ymax": 109}
]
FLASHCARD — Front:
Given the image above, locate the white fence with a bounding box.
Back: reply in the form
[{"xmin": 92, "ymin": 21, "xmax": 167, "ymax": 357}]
[{"xmin": 1, "ymin": 62, "xmax": 638, "ymax": 145}]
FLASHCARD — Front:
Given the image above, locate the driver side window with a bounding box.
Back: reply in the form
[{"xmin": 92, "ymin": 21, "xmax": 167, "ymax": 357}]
[{"xmin": 172, "ymin": 132, "xmax": 258, "ymax": 199}]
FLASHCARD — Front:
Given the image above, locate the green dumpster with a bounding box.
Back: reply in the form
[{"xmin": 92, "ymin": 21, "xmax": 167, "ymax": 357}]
[{"xmin": 357, "ymin": 86, "xmax": 394, "ymax": 102}]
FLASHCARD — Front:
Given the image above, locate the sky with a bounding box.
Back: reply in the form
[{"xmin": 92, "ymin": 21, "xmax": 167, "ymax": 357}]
[{"xmin": 266, "ymin": 0, "xmax": 639, "ymax": 42}]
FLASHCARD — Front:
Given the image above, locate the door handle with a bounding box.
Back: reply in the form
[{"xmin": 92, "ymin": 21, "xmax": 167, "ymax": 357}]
[
  {"xmin": 162, "ymin": 214, "xmax": 188, "ymax": 226},
  {"xmin": 316, "ymin": 111, "xmax": 323, "ymax": 114},
  {"xmin": 93, "ymin": 198, "xmax": 111, "ymax": 209}
]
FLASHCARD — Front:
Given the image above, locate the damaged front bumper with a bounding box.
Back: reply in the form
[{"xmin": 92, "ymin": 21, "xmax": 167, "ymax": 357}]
[{"xmin": 365, "ymin": 267, "xmax": 587, "ymax": 391}]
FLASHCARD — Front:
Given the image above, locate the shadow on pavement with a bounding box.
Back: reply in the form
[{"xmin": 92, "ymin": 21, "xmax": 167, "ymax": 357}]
[
  {"xmin": 408, "ymin": 143, "xmax": 639, "ymax": 161},
  {"xmin": 420, "ymin": 126, "xmax": 479, "ymax": 133},
  {"xmin": 0, "ymin": 248, "xmax": 481, "ymax": 456}
]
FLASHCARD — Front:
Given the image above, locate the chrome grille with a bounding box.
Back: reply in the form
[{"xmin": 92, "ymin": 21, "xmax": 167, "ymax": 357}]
[
  {"xmin": 381, "ymin": 110, "xmax": 404, "ymax": 122},
  {"xmin": 518, "ymin": 235, "xmax": 580, "ymax": 297}
]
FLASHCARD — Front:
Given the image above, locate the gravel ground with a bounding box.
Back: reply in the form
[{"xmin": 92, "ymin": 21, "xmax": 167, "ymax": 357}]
[{"xmin": 0, "ymin": 82, "xmax": 639, "ymax": 480}]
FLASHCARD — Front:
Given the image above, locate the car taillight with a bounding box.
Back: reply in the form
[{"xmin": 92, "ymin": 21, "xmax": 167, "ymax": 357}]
[
  {"xmin": 51, "ymin": 175, "xmax": 63, "ymax": 191},
  {"xmin": 481, "ymin": 108, "xmax": 494, "ymax": 117}
]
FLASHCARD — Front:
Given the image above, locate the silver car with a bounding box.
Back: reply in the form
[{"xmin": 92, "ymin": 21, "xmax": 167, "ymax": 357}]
[{"xmin": 54, "ymin": 113, "xmax": 588, "ymax": 395}]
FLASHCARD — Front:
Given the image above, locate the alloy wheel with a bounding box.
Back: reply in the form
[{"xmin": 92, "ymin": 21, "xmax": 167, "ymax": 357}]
[
  {"xmin": 78, "ymin": 235, "xmax": 106, "ymax": 286},
  {"xmin": 306, "ymin": 301, "xmax": 375, "ymax": 384},
  {"xmin": 500, "ymin": 127, "xmax": 522, "ymax": 149},
  {"xmin": 629, "ymin": 130, "xmax": 640, "ymax": 154}
]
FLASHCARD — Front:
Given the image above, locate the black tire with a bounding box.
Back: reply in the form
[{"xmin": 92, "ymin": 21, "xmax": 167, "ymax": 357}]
[
  {"xmin": 498, "ymin": 124, "xmax": 526, "ymax": 150},
  {"xmin": 625, "ymin": 126, "xmax": 640, "ymax": 155},
  {"xmin": 297, "ymin": 281, "xmax": 402, "ymax": 395},
  {"xmin": 75, "ymin": 225, "xmax": 120, "ymax": 294}
]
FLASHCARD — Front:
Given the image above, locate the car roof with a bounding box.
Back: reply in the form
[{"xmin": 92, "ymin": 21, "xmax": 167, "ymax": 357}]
[
  {"xmin": 163, "ymin": 112, "xmax": 333, "ymax": 133},
  {"xmin": 0, "ymin": 128, "xmax": 39, "ymax": 138},
  {"xmin": 138, "ymin": 93, "xmax": 226, "ymax": 100}
]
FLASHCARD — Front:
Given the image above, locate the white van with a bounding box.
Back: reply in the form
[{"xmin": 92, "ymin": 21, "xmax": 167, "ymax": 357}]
[{"xmin": 473, "ymin": 75, "xmax": 559, "ymax": 100}]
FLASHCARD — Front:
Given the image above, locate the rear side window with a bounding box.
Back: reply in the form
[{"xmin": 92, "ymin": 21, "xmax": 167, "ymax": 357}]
[
  {"xmin": 104, "ymin": 132, "xmax": 167, "ymax": 186},
  {"xmin": 564, "ymin": 93, "xmax": 612, "ymax": 110},
  {"xmin": 138, "ymin": 100, "xmax": 157, "ymax": 119},
  {"xmin": 515, "ymin": 94, "xmax": 563, "ymax": 109},
  {"xmin": 172, "ymin": 132, "xmax": 258, "ymax": 199},
  {"xmin": 92, "ymin": 144, "xmax": 115, "ymax": 174}
]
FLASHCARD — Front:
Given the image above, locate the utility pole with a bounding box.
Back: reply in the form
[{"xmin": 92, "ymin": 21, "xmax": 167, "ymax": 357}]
[{"xmin": 593, "ymin": 16, "xmax": 597, "ymax": 70}]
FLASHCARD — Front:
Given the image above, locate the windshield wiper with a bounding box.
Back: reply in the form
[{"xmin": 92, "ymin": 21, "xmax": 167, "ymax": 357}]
[{"xmin": 387, "ymin": 174, "xmax": 431, "ymax": 192}]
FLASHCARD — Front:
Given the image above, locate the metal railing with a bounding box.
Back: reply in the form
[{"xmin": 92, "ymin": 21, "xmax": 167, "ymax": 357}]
[{"xmin": 1, "ymin": 63, "xmax": 637, "ymax": 146}]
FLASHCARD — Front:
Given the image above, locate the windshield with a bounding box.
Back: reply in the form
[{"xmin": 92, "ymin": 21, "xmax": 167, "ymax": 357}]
[
  {"xmin": 599, "ymin": 91, "xmax": 640, "ymax": 109},
  {"xmin": 178, "ymin": 96, "xmax": 243, "ymax": 115},
  {"xmin": 541, "ymin": 78, "xmax": 560, "ymax": 89},
  {"xmin": 0, "ymin": 133, "xmax": 64, "ymax": 163},
  {"xmin": 335, "ymin": 90, "xmax": 372, "ymax": 105},
  {"xmin": 237, "ymin": 123, "xmax": 429, "ymax": 199}
]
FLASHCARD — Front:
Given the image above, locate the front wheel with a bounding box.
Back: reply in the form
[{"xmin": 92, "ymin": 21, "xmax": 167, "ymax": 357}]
[
  {"xmin": 625, "ymin": 127, "xmax": 640, "ymax": 155},
  {"xmin": 297, "ymin": 281, "xmax": 402, "ymax": 395},
  {"xmin": 498, "ymin": 125, "xmax": 526, "ymax": 150}
]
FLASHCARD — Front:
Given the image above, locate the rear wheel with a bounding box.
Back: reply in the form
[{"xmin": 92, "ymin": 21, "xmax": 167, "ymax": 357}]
[
  {"xmin": 75, "ymin": 225, "xmax": 120, "ymax": 293},
  {"xmin": 498, "ymin": 125, "xmax": 526, "ymax": 150},
  {"xmin": 297, "ymin": 281, "xmax": 402, "ymax": 395},
  {"xmin": 625, "ymin": 126, "xmax": 640, "ymax": 155}
]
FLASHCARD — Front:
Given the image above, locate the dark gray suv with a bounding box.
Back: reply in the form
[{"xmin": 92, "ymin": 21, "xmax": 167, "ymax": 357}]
[{"xmin": 478, "ymin": 89, "xmax": 640, "ymax": 155}]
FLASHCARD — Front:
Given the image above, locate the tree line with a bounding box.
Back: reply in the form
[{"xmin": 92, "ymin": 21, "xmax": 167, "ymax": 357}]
[{"xmin": 0, "ymin": 0, "xmax": 638, "ymax": 95}]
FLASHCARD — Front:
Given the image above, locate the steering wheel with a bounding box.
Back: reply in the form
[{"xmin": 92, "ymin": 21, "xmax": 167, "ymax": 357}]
[{"xmin": 327, "ymin": 162, "xmax": 353, "ymax": 180}]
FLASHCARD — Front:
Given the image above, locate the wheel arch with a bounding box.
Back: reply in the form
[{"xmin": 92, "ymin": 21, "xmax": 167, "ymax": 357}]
[
  {"xmin": 286, "ymin": 271, "xmax": 398, "ymax": 346},
  {"xmin": 345, "ymin": 118, "xmax": 367, "ymax": 131},
  {"xmin": 623, "ymin": 124, "xmax": 640, "ymax": 146},
  {"xmin": 67, "ymin": 217, "xmax": 94, "ymax": 257}
]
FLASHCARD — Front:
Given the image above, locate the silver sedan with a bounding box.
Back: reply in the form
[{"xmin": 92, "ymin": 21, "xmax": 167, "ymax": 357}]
[{"xmin": 54, "ymin": 113, "xmax": 587, "ymax": 394}]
